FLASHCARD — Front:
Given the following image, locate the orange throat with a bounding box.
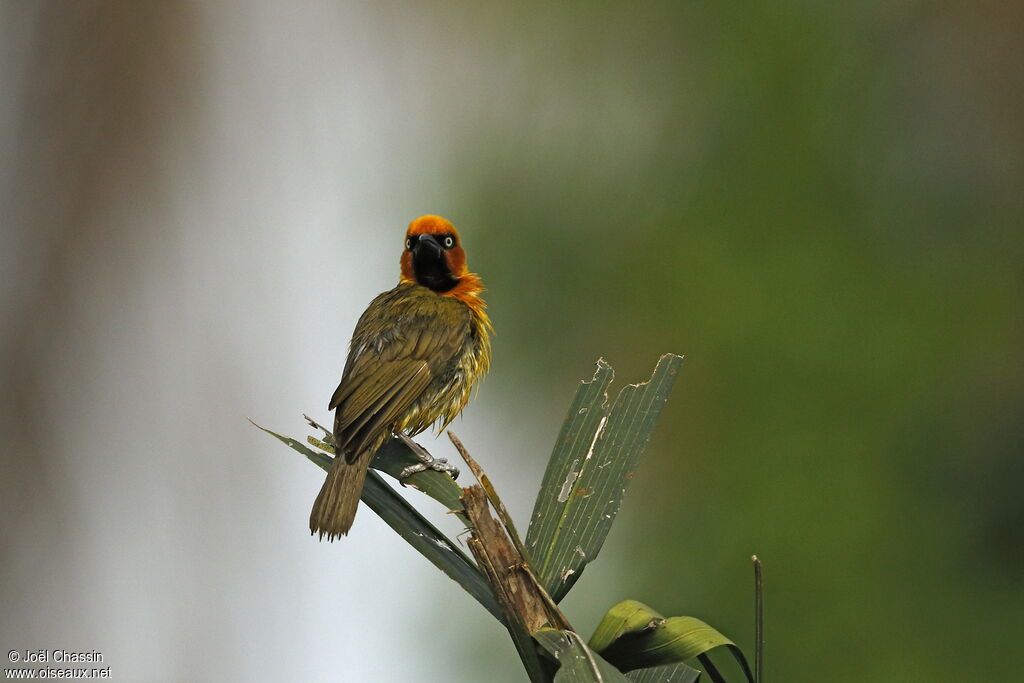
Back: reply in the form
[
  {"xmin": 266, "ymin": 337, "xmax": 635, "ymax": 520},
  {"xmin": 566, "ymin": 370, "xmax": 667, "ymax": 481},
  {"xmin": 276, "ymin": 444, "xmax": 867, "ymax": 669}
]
[
  {"xmin": 400, "ymin": 270, "xmax": 488, "ymax": 316},
  {"xmin": 445, "ymin": 272, "xmax": 487, "ymax": 315}
]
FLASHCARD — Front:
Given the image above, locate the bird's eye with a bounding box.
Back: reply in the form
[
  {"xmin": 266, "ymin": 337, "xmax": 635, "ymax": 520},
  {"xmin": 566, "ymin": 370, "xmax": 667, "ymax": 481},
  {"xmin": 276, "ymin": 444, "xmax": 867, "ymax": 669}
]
[
  {"xmin": 443, "ymin": 236, "xmax": 455, "ymax": 248},
  {"xmin": 406, "ymin": 238, "xmax": 413, "ymax": 250}
]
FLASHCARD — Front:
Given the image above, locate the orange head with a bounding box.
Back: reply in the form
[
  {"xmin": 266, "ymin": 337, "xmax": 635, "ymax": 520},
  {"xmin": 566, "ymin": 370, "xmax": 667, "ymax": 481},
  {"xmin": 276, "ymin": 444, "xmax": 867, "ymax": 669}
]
[{"xmin": 400, "ymin": 215, "xmax": 484, "ymax": 303}]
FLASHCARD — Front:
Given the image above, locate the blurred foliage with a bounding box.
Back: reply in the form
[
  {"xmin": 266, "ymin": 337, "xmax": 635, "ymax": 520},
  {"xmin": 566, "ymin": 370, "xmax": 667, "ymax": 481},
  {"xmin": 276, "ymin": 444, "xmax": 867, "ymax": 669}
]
[{"xmin": 430, "ymin": 1, "xmax": 1022, "ymax": 681}]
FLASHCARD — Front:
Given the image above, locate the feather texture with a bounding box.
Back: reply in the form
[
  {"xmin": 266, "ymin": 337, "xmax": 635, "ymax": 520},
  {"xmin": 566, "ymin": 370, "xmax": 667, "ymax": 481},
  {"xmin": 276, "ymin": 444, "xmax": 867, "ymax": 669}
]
[
  {"xmin": 311, "ymin": 216, "xmax": 491, "ymax": 540},
  {"xmin": 311, "ymin": 281, "xmax": 490, "ymax": 539}
]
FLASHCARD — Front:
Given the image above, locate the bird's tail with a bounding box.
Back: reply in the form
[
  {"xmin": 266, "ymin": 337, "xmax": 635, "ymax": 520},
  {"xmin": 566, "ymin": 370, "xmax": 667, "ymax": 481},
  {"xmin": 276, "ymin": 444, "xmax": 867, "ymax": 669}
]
[{"xmin": 309, "ymin": 448, "xmax": 373, "ymax": 541}]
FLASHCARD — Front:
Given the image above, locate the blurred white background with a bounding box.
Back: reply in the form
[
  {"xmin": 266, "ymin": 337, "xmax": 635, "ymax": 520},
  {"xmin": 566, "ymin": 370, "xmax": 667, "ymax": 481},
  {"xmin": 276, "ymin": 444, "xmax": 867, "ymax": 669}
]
[{"xmin": 0, "ymin": 3, "xmax": 560, "ymax": 681}]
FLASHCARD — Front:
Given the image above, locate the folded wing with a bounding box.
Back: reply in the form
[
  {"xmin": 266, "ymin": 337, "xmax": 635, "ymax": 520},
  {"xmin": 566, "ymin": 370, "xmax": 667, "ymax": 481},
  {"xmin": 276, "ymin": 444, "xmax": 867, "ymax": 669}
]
[{"xmin": 329, "ymin": 304, "xmax": 469, "ymax": 462}]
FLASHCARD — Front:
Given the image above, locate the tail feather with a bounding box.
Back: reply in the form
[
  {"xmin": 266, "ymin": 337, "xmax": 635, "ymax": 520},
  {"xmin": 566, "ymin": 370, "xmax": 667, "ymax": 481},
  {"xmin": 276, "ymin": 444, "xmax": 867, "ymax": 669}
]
[{"xmin": 309, "ymin": 448, "xmax": 373, "ymax": 541}]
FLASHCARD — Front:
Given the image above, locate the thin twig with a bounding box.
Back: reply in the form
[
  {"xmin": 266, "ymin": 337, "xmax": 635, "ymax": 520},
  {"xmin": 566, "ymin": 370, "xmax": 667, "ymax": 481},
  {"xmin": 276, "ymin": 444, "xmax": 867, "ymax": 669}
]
[
  {"xmin": 303, "ymin": 414, "xmax": 334, "ymax": 443},
  {"xmin": 447, "ymin": 431, "xmax": 525, "ymax": 548},
  {"xmin": 753, "ymin": 554, "xmax": 764, "ymax": 683}
]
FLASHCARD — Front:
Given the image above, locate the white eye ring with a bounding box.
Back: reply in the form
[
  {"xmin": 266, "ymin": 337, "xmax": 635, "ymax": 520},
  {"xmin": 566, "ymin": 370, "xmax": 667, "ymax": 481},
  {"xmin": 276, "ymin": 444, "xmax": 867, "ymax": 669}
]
[
  {"xmin": 406, "ymin": 238, "xmax": 413, "ymax": 250},
  {"xmin": 444, "ymin": 236, "xmax": 454, "ymax": 248}
]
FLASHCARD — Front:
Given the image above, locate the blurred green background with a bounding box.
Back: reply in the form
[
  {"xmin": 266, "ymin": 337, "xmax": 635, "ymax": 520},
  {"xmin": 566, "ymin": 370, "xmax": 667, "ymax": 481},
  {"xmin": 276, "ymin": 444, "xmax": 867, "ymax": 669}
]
[
  {"xmin": 455, "ymin": 3, "xmax": 1023, "ymax": 681},
  {"xmin": 2, "ymin": 2, "xmax": 1021, "ymax": 681}
]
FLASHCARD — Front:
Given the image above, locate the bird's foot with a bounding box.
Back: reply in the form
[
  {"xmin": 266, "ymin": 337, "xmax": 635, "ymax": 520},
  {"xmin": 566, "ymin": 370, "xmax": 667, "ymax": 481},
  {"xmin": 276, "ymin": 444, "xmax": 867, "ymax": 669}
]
[{"xmin": 397, "ymin": 434, "xmax": 460, "ymax": 481}]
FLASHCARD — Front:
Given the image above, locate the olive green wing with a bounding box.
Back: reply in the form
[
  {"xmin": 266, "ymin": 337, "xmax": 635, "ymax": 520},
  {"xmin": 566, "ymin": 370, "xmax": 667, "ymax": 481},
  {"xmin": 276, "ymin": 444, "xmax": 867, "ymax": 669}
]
[{"xmin": 329, "ymin": 306, "xmax": 469, "ymax": 462}]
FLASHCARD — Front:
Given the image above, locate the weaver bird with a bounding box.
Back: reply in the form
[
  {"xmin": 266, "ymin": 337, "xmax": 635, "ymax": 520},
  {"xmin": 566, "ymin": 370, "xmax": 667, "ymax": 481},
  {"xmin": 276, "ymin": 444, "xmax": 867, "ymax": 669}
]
[{"xmin": 310, "ymin": 215, "xmax": 492, "ymax": 540}]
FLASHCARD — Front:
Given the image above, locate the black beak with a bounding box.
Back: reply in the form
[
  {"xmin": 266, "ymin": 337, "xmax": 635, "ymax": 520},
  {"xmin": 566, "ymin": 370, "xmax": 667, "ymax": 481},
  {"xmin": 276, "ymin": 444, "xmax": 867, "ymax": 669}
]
[
  {"xmin": 413, "ymin": 233, "xmax": 442, "ymax": 254},
  {"xmin": 410, "ymin": 233, "xmax": 458, "ymax": 292}
]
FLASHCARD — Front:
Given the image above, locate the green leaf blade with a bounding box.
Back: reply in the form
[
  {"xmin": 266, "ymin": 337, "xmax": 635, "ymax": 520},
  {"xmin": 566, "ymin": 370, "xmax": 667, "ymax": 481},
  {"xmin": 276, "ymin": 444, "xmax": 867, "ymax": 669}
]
[
  {"xmin": 588, "ymin": 600, "xmax": 663, "ymax": 653},
  {"xmin": 603, "ymin": 616, "xmax": 736, "ymax": 668},
  {"xmin": 626, "ymin": 663, "xmax": 702, "ymax": 683},
  {"xmin": 589, "ymin": 600, "xmax": 753, "ymax": 683},
  {"xmin": 252, "ymin": 421, "xmax": 501, "ymax": 621},
  {"xmin": 526, "ymin": 354, "xmax": 684, "ymax": 601},
  {"xmin": 534, "ymin": 628, "xmax": 631, "ymax": 682},
  {"xmin": 359, "ymin": 471, "xmax": 502, "ymax": 622}
]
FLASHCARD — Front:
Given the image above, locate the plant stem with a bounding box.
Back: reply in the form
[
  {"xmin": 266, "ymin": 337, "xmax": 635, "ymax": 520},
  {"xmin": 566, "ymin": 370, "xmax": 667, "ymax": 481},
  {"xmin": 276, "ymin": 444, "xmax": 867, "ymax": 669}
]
[
  {"xmin": 461, "ymin": 485, "xmax": 551, "ymax": 682},
  {"xmin": 448, "ymin": 431, "xmax": 572, "ymax": 631},
  {"xmin": 753, "ymin": 554, "xmax": 764, "ymax": 683}
]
